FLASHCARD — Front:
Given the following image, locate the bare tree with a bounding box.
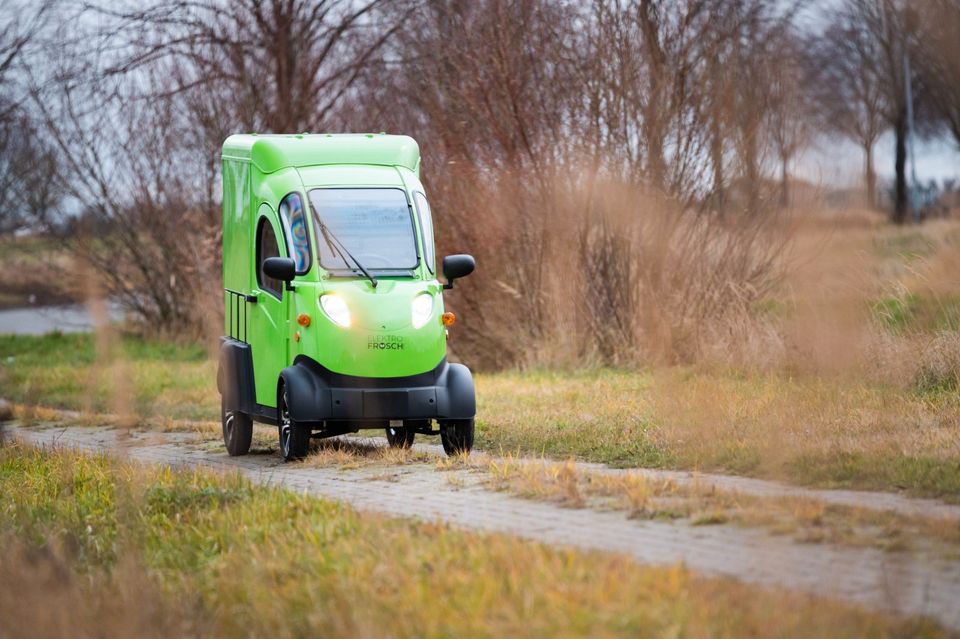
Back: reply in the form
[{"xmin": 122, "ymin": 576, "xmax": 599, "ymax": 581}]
[
  {"xmin": 347, "ymin": 0, "xmax": 796, "ymax": 367},
  {"xmin": 807, "ymin": 19, "xmax": 888, "ymax": 209},
  {"xmin": 95, "ymin": 0, "xmax": 408, "ymax": 133},
  {"xmin": 25, "ymin": 0, "xmax": 407, "ymax": 336},
  {"xmin": 583, "ymin": 0, "xmax": 727, "ymax": 202},
  {"xmin": 0, "ymin": 113, "xmax": 60, "ymax": 234},
  {"xmin": 827, "ymin": 0, "xmax": 916, "ymax": 223},
  {"xmin": 915, "ymin": 0, "xmax": 960, "ymax": 148},
  {"xmin": 767, "ymin": 33, "xmax": 814, "ymax": 208},
  {"xmin": 0, "ymin": 0, "xmax": 59, "ymax": 233},
  {"xmin": 583, "ymin": 0, "xmax": 801, "ymax": 212},
  {"xmin": 15, "ymin": 0, "xmax": 801, "ymax": 362},
  {"xmin": 0, "ymin": 1, "xmax": 55, "ymax": 117}
]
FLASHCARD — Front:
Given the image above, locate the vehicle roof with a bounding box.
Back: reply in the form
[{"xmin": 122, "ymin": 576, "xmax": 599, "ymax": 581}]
[{"xmin": 221, "ymin": 133, "xmax": 420, "ymax": 175}]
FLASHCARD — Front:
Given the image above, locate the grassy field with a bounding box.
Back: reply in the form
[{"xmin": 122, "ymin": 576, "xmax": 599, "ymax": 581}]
[
  {"xmin": 1, "ymin": 330, "xmax": 959, "ymax": 501},
  {"xmin": 0, "ymin": 442, "xmax": 944, "ymax": 638},
  {"xmin": 1, "ymin": 218, "xmax": 958, "ymax": 499}
]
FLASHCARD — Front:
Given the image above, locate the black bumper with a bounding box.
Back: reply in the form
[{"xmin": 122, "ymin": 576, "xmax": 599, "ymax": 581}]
[{"xmin": 280, "ymin": 355, "xmax": 475, "ymax": 424}]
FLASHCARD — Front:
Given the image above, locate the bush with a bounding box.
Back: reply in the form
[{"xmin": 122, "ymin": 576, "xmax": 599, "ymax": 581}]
[{"xmin": 432, "ymin": 170, "xmax": 788, "ymax": 369}]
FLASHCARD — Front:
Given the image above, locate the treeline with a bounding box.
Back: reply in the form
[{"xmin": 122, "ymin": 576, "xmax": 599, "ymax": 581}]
[{"xmin": 0, "ymin": 0, "xmax": 958, "ymax": 366}]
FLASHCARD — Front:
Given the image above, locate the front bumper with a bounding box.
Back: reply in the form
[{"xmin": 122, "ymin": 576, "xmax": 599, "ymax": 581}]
[{"xmin": 281, "ymin": 356, "xmax": 476, "ymax": 424}]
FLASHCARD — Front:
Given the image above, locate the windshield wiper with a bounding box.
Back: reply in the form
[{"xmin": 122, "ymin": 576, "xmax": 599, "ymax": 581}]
[{"xmin": 315, "ymin": 217, "xmax": 377, "ymax": 288}]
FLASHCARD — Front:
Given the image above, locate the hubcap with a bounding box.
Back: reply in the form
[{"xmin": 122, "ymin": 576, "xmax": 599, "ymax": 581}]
[
  {"xmin": 224, "ymin": 413, "xmax": 235, "ymax": 444},
  {"xmin": 280, "ymin": 392, "xmax": 291, "ymax": 456}
]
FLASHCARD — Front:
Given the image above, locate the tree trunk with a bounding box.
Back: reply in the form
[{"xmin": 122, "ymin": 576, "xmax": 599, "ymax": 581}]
[
  {"xmin": 893, "ymin": 111, "xmax": 908, "ymax": 224},
  {"xmin": 864, "ymin": 143, "xmax": 876, "ymax": 210},
  {"xmin": 644, "ymin": 107, "xmax": 667, "ymax": 192},
  {"xmin": 743, "ymin": 126, "xmax": 760, "ymax": 214},
  {"xmin": 710, "ymin": 119, "xmax": 725, "ymax": 213},
  {"xmin": 780, "ymin": 156, "xmax": 790, "ymax": 209}
]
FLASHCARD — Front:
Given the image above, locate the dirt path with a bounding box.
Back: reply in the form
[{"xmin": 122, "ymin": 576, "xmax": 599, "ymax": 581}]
[{"xmin": 9, "ymin": 423, "xmax": 960, "ymax": 630}]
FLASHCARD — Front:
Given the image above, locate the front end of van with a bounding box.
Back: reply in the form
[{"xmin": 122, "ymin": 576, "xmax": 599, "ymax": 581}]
[
  {"xmin": 217, "ymin": 133, "xmax": 476, "ymax": 461},
  {"xmin": 275, "ymin": 169, "xmax": 476, "ymax": 459}
]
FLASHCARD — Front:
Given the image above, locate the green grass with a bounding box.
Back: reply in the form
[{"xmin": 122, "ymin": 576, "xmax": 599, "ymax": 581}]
[
  {"xmin": 872, "ymin": 293, "xmax": 960, "ymax": 334},
  {"xmin": 0, "ymin": 332, "xmax": 206, "ymax": 365},
  {"xmin": 0, "ymin": 332, "xmax": 215, "ymax": 420},
  {"xmin": 476, "ymin": 368, "xmax": 673, "ymax": 468},
  {"xmin": 787, "ymin": 451, "xmax": 960, "ymax": 497},
  {"xmin": 4, "ymin": 333, "xmax": 960, "ymax": 500},
  {"xmin": 0, "ymin": 443, "xmax": 943, "ymax": 638}
]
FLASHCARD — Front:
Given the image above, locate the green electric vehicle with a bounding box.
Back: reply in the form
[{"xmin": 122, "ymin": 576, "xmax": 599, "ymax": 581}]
[{"xmin": 217, "ymin": 133, "xmax": 476, "ymax": 461}]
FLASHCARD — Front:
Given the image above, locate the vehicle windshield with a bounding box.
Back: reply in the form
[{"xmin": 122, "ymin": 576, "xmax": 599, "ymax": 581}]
[{"xmin": 308, "ymin": 188, "xmax": 419, "ymax": 272}]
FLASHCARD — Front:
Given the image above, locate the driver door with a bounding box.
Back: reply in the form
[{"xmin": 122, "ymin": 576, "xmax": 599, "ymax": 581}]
[{"xmin": 249, "ymin": 205, "xmax": 289, "ymax": 408}]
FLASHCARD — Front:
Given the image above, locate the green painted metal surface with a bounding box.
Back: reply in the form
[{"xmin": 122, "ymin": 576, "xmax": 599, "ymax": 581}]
[
  {"xmin": 221, "ymin": 133, "xmax": 446, "ymax": 408},
  {"xmin": 222, "ymin": 133, "xmax": 420, "ymax": 175}
]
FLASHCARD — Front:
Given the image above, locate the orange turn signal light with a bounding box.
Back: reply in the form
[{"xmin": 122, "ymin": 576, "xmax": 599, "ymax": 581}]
[
  {"xmin": 441, "ymin": 312, "xmax": 456, "ymax": 327},
  {"xmin": 294, "ymin": 331, "xmax": 301, "ymax": 343},
  {"xmin": 297, "ymin": 313, "xmax": 311, "ymax": 327}
]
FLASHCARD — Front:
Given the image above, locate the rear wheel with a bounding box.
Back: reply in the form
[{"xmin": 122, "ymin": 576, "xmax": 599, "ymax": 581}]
[
  {"xmin": 221, "ymin": 397, "xmax": 252, "ymax": 456},
  {"xmin": 439, "ymin": 419, "xmax": 474, "ymax": 456},
  {"xmin": 278, "ymin": 385, "xmax": 310, "ymax": 461},
  {"xmin": 385, "ymin": 425, "xmax": 416, "ymax": 449}
]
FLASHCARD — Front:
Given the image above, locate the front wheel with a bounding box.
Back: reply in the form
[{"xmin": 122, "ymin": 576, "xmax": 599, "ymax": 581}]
[
  {"xmin": 221, "ymin": 397, "xmax": 252, "ymax": 456},
  {"xmin": 439, "ymin": 419, "xmax": 475, "ymax": 456},
  {"xmin": 278, "ymin": 386, "xmax": 311, "ymax": 461}
]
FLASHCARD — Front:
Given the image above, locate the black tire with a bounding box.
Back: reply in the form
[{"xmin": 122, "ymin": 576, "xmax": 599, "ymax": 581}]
[
  {"xmin": 439, "ymin": 419, "xmax": 474, "ymax": 456},
  {"xmin": 385, "ymin": 425, "xmax": 416, "ymax": 449},
  {"xmin": 221, "ymin": 397, "xmax": 253, "ymax": 456},
  {"xmin": 278, "ymin": 385, "xmax": 310, "ymax": 461}
]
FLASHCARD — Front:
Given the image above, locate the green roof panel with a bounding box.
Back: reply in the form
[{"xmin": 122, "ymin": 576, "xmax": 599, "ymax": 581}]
[{"xmin": 221, "ymin": 133, "xmax": 420, "ymax": 175}]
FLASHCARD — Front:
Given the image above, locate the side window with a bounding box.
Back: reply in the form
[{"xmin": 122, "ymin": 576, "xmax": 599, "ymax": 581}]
[
  {"xmin": 279, "ymin": 192, "xmax": 311, "ymax": 274},
  {"xmin": 256, "ymin": 216, "xmax": 283, "ymax": 298},
  {"xmin": 413, "ymin": 192, "xmax": 436, "ymax": 274}
]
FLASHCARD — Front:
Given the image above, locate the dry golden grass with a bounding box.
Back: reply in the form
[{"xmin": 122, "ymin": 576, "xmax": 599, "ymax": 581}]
[
  {"xmin": 304, "ymin": 436, "xmax": 434, "ymax": 469},
  {"xmin": 782, "ymin": 214, "xmax": 960, "ymax": 380},
  {"xmin": 476, "ymin": 367, "xmax": 960, "ymax": 497},
  {"xmin": 12, "ymin": 403, "xmax": 64, "ymax": 426},
  {"xmin": 0, "ymin": 537, "xmax": 210, "ymax": 638},
  {"xmin": 473, "ymin": 455, "xmax": 960, "ymax": 556}
]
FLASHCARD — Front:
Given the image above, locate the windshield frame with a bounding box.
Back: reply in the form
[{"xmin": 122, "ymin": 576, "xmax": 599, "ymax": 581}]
[{"xmin": 307, "ymin": 186, "xmax": 421, "ymax": 276}]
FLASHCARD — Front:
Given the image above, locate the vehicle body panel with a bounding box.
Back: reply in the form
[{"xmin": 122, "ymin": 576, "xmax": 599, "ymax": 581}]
[{"xmin": 220, "ymin": 133, "xmax": 460, "ymax": 417}]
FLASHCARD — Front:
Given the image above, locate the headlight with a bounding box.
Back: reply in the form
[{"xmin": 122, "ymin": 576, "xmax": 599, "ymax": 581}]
[
  {"xmin": 411, "ymin": 293, "xmax": 434, "ymax": 329},
  {"xmin": 320, "ymin": 294, "xmax": 351, "ymax": 328}
]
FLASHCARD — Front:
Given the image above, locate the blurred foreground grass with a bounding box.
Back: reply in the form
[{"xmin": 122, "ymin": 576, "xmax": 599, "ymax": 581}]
[
  {"xmin": 0, "ymin": 443, "xmax": 943, "ymax": 638},
  {"xmin": 1, "ymin": 332, "xmax": 958, "ymax": 500}
]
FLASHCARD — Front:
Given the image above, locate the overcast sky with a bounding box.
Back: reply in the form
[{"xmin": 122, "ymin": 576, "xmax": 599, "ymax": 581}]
[{"xmin": 798, "ymin": 134, "xmax": 960, "ymax": 188}]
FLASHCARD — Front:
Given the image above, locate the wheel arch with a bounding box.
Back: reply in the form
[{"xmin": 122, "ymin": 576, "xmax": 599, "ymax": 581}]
[{"xmin": 278, "ymin": 360, "xmax": 331, "ymax": 423}]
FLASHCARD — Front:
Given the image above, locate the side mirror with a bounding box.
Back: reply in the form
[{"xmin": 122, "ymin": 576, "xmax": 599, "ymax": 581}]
[
  {"xmin": 263, "ymin": 256, "xmax": 296, "ymax": 282},
  {"xmin": 442, "ymin": 254, "xmax": 475, "ymax": 290}
]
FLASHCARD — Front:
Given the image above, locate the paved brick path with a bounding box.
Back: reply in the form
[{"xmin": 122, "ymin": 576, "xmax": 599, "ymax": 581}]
[
  {"xmin": 401, "ymin": 439, "xmax": 960, "ymax": 522},
  {"xmin": 10, "ymin": 424, "xmax": 960, "ymax": 630}
]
